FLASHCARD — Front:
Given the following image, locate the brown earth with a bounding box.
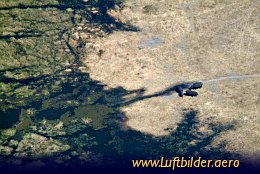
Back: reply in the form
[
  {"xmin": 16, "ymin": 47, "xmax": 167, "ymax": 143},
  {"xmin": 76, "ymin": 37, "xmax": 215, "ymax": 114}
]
[{"xmin": 82, "ymin": 0, "xmax": 260, "ymax": 164}]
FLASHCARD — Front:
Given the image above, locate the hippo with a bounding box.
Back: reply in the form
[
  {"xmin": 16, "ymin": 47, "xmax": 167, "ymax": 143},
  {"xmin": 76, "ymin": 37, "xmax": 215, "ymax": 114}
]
[{"xmin": 175, "ymin": 82, "xmax": 203, "ymax": 97}]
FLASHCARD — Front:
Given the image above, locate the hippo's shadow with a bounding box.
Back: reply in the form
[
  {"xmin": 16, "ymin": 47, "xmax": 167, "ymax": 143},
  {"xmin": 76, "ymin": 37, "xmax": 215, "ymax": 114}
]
[{"xmin": 112, "ymin": 82, "xmax": 202, "ymax": 107}]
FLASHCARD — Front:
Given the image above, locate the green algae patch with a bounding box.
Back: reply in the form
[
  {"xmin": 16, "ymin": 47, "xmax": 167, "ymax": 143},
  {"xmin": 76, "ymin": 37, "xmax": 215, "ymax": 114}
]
[
  {"xmin": 60, "ymin": 112, "xmax": 73, "ymax": 125},
  {"xmin": 0, "ymin": 145, "xmax": 13, "ymax": 156},
  {"xmin": 0, "ymin": 0, "xmax": 58, "ymax": 8},
  {"xmin": 34, "ymin": 120, "xmax": 66, "ymax": 137},
  {"xmin": 14, "ymin": 133, "xmax": 70, "ymax": 158},
  {"xmin": 0, "ymin": 128, "xmax": 17, "ymax": 140},
  {"xmin": 16, "ymin": 117, "xmax": 34, "ymax": 131}
]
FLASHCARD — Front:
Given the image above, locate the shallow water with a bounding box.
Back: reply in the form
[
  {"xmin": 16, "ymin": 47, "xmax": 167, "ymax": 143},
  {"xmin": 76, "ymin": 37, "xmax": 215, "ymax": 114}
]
[{"xmin": 139, "ymin": 37, "xmax": 164, "ymax": 48}]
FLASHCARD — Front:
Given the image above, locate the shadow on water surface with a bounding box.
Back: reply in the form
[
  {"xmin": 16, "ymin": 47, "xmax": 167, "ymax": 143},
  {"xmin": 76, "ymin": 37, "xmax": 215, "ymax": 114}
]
[{"xmin": 0, "ymin": 109, "xmax": 20, "ymax": 129}]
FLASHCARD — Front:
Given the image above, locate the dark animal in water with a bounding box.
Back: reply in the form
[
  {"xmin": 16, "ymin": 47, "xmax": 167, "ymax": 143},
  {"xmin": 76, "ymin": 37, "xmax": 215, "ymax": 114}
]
[
  {"xmin": 184, "ymin": 90, "xmax": 198, "ymax": 97},
  {"xmin": 175, "ymin": 86, "xmax": 184, "ymax": 97},
  {"xmin": 189, "ymin": 82, "xmax": 203, "ymax": 90},
  {"xmin": 175, "ymin": 81, "xmax": 203, "ymax": 97}
]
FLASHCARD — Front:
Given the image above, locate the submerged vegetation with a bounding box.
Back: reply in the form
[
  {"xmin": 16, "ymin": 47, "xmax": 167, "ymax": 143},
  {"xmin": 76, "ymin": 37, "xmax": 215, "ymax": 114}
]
[{"xmin": 0, "ymin": 0, "xmax": 241, "ymax": 171}]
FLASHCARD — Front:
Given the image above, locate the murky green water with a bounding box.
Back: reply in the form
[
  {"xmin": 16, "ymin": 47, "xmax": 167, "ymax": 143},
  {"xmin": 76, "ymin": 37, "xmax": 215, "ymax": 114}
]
[{"xmin": 0, "ymin": 0, "xmax": 238, "ymax": 170}]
